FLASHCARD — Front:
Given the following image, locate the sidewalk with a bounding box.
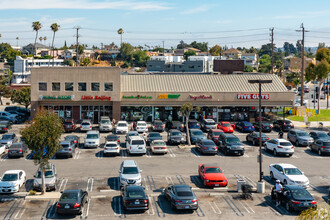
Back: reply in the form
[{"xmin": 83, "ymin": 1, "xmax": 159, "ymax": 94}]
[{"xmin": 290, "ymin": 120, "xmax": 330, "ymax": 129}]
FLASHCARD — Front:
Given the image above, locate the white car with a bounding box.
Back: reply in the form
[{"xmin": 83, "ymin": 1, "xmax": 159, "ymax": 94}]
[
  {"xmin": 150, "ymin": 140, "xmax": 168, "ymax": 154},
  {"xmin": 269, "ymin": 163, "xmax": 309, "ymax": 188},
  {"xmin": 116, "ymin": 121, "xmax": 129, "ymax": 134},
  {"xmin": 80, "ymin": 120, "xmax": 92, "ymax": 132},
  {"xmin": 104, "ymin": 141, "xmax": 120, "ymax": 156},
  {"xmin": 136, "ymin": 121, "xmax": 148, "ymax": 133},
  {"xmin": 126, "ymin": 136, "xmax": 146, "ymax": 155},
  {"xmin": 0, "ymin": 144, "xmax": 6, "ymax": 155},
  {"xmin": 264, "ymin": 139, "xmax": 294, "ymax": 157},
  {"xmin": 0, "ymin": 170, "xmax": 26, "ymax": 193},
  {"xmin": 119, "ymin": 160, "xmax": 142, "ymax": 187},
  {"xmin": 84, "ymin": 130, "xmax": 100, "ymax": 148},
  {"xmin": 99, "ymin": 117, "xmax": 112, "ymax": 132}
]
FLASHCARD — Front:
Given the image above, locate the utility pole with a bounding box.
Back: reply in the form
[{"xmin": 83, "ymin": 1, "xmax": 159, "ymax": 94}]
[
  {"xmin": 162, "ymin": 40, "xmax": 165, "ymax": 56},
  {"xmin": 270, "ymin": 28, "xmax": 274, "ymax": 74},
  {"xmin": 74, "ymin": 26, "xmax": 81, "ymax": 67}
]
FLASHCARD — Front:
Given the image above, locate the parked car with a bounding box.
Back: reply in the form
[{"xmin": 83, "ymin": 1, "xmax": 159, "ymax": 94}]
[
  {"xmin": 309, "ymin": 131, "xmax": 330, "ymax": 141},
  {"xmin": 170, "ymin": 121, "xmax": 184, "ymax": 131},
  {"xmin": 0, "ymin": 116, "xmax": 16, "ymax": 124},
  {"xmin": 56, "ymin": 140, "xmax": 75, "ymax": 158},
  {"xmin": 33, "ymin": 163, "xmax": 57, "ymax": 191},
  {"xmin": 217, "ymin": 122, "xmax": 234, "ymax": 133},
  {"xmin": 80, "ymin": 120, "xmax": 92, "ymax": 132},
  {"xmin": 271, "ymin": 185, "xmax": 317, "ymax": 212},
  {"xmin": 7, "ymin": 111, "xmax": 24, "ymax": 121},
  {"xmin": 273, "ymin": 120, "xmax": 294, "ymax": 132},
  {"xmin": 264, "ymin": 139, "xmax": 294, "ymax": 157},
  {"xmin": 246, "ymin": 132, "xmax": 269, "ymax": 146},
  {"xmin": 163, "ymin": 185, "xmax": 198, "ymax": 211},
  {"xmin": 136, "ymin": 121, "xmax": 148, "ymax": 133},
  {"xmin": 4, "ymin": 106, "xmax": 29, "ymax": 118},
  {"xmin": 104, "ymin": 141, "xmax": 120, "ymax": 156},
  {"xmin": 98, "ymin": 116, "xmax": 112, "ymax": 132},
  {"xmin": 0, "ymin": 143, "xmax": 5, "ymax": 156},
  {"xmin": 310, "ymin": 139, "xmax": 330, "ymax": 156},
  {"xmin": 188, "ymin": 119, "xmax": 201, "ymax": 129},
  {"xmin": 150, "ymin": 140, "xmax": 167, "ymax": 154},
  {"xmin": 0, "ymin": 170, "xmax": 26, "ymax": 193},
  {"xmin": 218, "ymin": 133, "xmax": 244, "ymax": 156},
  {"xmin": 8, "ymin": 143, "xmax": 28, "ymax": 158},
  {"xmin": 151, "ymin": 120, "xmax": 165, "ymax": 132},
  {"xmin": 201, "ymin": 119, "xmax": 217, "ymax": 132},
  {"xmin": 236, "ymin": 121, "xmax": 255, "ymax": 133},
  {"xmin": 119, "ymin": 160, "xmax": 142, "ymax": 187},
  {"xmin": 84, "ymin": 130, "xmax": 100, "ymax": 148},
  {"xmin": 196, "ymin": 139, "xmax": 217, "ymax": 155},
  {"xmin": 207, "ymin": 129, "xmax": 224, "ymax": 145},
  {"xmin": 0, "ymin": 121, "xmax": 11, "ymax": 133},
  {"xmin": 0, "ymin": 111, "xmax": 18, "ymax": 122},
  {"xmin": 125, "ymin": 131, "xmax": 139, "ymax": 142},
  {"xmin": 287, "ymin": 129, "xmax": 314, "ymax": 146},
  {"xmin": 146, "ymin": 132, "xmax": 162, "ymax": 146},
  {"xmin": 198, "ymin": 163, "xmax": 227, "ymax": 187},
  {"xmin": 116, "ymin": 121, "xmax": 129, "ymax": 134},
  {"xmin": 63, "ymin": 119, "xmax": 76, "ymax": 132},
  {"xmin": 253, "ymin": 122, "xmax": 272, "ymax": 132},
  {"xmin": 121, "ymin": 185, "xmax": 149, "ymax": 211},
  {"xmin": 56, "ymin": 189, "xmax": 88, "ymax": 215},
  {"xmin": 0, "ymin": 133, "xmax": 17, "ymax": 149},
  {"xmin": 269, "ymin": 163, "xmax": 309, "ymax": 188},
  {"xmin": 126, "ymin": 136, "xmax": 146, "ymax": 155},
  {"xmin": 105, "ymin": 134, "xmax": 120, "ymax": 144},
  {"xmin": 64, "ymin": 135, "xmax": 80, "ymax": 148},
  {"xmin": 167, "ymin": 129, "xmax": 185, "ymax": 145},
  {"xmin": 190, "ymin": 129, "xmax": 206, "ymax": 144}
]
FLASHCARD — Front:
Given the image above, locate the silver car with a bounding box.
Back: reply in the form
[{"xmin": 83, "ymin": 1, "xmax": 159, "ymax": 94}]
[
  {"xmin": 287, "ymin": 129, "xmax": 314, "ymax": 146},
  {"xmin": 119, "ymin": 160, "xmax": 142, "ymax": 187},
  {"xmin": 33, "ymin": 163, "xmax": 57, "ymax": 191},
  {"xmin": 80, "ymin": 120, "xmax": 92, "ymax": 132},
  {"xmin": 164, "ymin": 185, "xmax": 198, "ymax": 211},
  {"xmin": 99, "ymin": 116, "xmax": 112, "ymax": 132},
  {"xmin": 56, "ymin": 140, "xmax": 75, "ymax": 158},
  {"xmin": 0, "ymin": 133, "xmax": 18, "ymax": 149},
  {"xmin": 104, "ymin": 141, "xmax": 120, "ymax": 156}
]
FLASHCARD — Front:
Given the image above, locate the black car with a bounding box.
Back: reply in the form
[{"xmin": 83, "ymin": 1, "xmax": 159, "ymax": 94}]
[
  {"xmin": 196, "ymin": 139, "xmax": 218, "ymax": 155},
  {"xmin": 8, "ymin": 143, "xmax": 28, "ymax": 158},
  {"xmin": 105, "ymin": 134, "xmax": 120, "ymax": 144},
  {"xmin": 246, "ymin": 132, "xmax": 270, "ymax": 146},
  {"xmin": 121, "ymin": 185, "xmax": 149, "ymax": 211},
  {"xmin": 310, "ymin": 139, "xmax": 330, "ymax": 156},
  {"xmin": 253, "ymin": 122, "xmax": 272, "ymax": 132},
  {"xmin": 56, "ymin": 189, "xmax": 88, "ymax": 215},
  {"xmin": 309, "ymin": 131, "xmax": 330, "ymax": 141},
  {"xmin": 7, "ymin": 111, "xmax": 25, "ymax": 121},
  {"xmin": 271, "ymin": 185, "xmax": 317, "ymax": 212},
  {"xmin": 146, "ymin": 132, "xmax": 162, "ymax": 145},
  {"xmin": 152, "ymin": 120, "xmax": 165, "ymax": 132},
  {"xmin": 4, "ymin": 106, "xmax": 30, "ymax": 118},
  {"xmin": 171, "ymin": 121, "xmax": 184, "ymax": 132},
  {"xmin": 0, "ymin": 121, "xmax": 11, "ymax": 133},
  {"xmin": 218, "ymin": 133, "xmax": 245, "ymax": 156},
  {"xmin": 64, "ymin": 135, "xmax": 80, "ymax": 148},
  {"xmin": 273, "ymin": 120, "xmax": 294, "ymax": 132},
  {"xmin": 167, "ymin": 129, "xmax": 185, "ymax": 145}
]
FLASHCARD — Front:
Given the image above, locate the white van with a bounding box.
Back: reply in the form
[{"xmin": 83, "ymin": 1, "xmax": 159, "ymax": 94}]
[
  {"xmin": 84, "ymin": 130, "xmax": 100, "ymax": 148},
  {"xmin": 126, "ymin": 136, "xmax": 146, "ymax": 155}
]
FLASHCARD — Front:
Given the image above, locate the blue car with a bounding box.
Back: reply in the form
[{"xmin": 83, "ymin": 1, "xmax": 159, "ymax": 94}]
[
  {"xmin": 236, "ymin": 121, "xmax": 255, "ymax": 133},
  {"xmin": 190, "ymin": 129, "xmax": 206, "ymax": 144},
  {"xmin": 30, "ymin": 147, "xmax": 49, "ymax": 159},
  {"xmin": 188, "ymin": 120, "xmax": 201, "ymax": 129}
]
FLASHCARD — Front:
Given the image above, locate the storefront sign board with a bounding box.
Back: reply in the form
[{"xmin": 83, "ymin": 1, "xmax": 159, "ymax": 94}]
[
  {"xmin": 40, "ymin": 95, "xmax": 74, "ymax": 100},
  {"xmin": 236, "ymin": 94, "xmax": 270, "ymax": 100},
  {"xmin": 122, "ymin": 95, "xmax": 152, "ymax": 99},
  {"xmin": 189, "ymin": 94, "xmax": 213, "ymax": 100},
  {"xmin": 158, "ymin": 94, "xmax": 181, "ymax": 99},
  {"xmin": 81, "ymin": 96, "xmax": 111, "ymax": 101}
]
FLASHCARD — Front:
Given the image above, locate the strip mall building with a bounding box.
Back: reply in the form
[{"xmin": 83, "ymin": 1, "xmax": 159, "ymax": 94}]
[{"xmin": 31, "ymin": 67, "xmax": 295, "ymax": 123}]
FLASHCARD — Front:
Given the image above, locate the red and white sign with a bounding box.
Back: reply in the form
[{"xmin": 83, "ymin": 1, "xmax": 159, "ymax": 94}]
[{"xmin": 237, "ymin": 94, "xmax": 270, "ymax": 100}]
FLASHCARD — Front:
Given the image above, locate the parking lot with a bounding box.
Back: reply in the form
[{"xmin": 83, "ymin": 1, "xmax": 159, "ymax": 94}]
[{"xmin": 0, "ymin": 123, "xmax": 329, "ymax": 220}]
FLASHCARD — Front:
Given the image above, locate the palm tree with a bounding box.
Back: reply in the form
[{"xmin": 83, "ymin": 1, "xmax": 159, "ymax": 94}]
[
  {"xmin": 50, "ymin": 23, "xmax": 60, "ymax": 66},
  {"xmin": 117, "ymin": 28, "xmax": 124, "ymax": 47},
  {"xmin": 43, "ymin": 36, "xmax": 47, "ymax": 45},
  {"xmin": 39, "ymin": 36, "xmax": 43, "ymax": 43},
  {"xmin": 32, "ymin": 21, "xmax": 42, "ymax": 56},
  {"xmin": 16, "ymin": 37, "xmax": 19, "ymax": 47}
]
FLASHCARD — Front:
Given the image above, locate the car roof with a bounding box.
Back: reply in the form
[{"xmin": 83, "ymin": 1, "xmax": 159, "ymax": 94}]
[
  {"xmin": 204, "ymin": 119, "xmax": 215, "ymax": 122},
  {"xmin": 82, "ymin": 120, "xmax": 91, "ymax": 123},
  {"xmin": 190, "ymin": 129, "xmax": 202, "ymax": 132},
  {"xmin": 4, "ymin": 170, "xmax": 23, "ymax": 174},
  {"xmin": 173, "ymin": 185, "xmax": 191, "ymax": 191},
  {"xmin": 311, "ymin": 131, "xmax": 327, "ymax": 134},
  {"xmin": 107, "ymin": 134, "xmax": 118, "ymax": 138},
  {"xmin": 86, "ymin": 130, "xmax": 99, "ymax": 134},
  {"xmin": 125, "ymin": 185, "xmax": 144, "ymax": 191},
  {"xmin": 117, "ymin": 121, "xmax": 128, "ymax": 124},
  {"xmin": 276, "ymin": 139, "xmax": 291, "ymax": 142},
  {"xmin": 128, "ymin": 131, "xmax": 139, "ymax": 134},
  {"xmin": 65, "ymin": 135, "xmax": 78, "ymax": 138},
  {"xmin": 137, "ymin": 121, "xmax": 146, "ymax": 124},
  {"xmin": 152, "ymin": 139, "xmax": 164, "ymax": 142},
  {"xmin": 130, "ymin": 136, "xmax": 144, "ymax": 140},
  {"xmin": 211, "ymin": 129, "xmax": 223, "ymax": 132},
  {"xmin": 154, "ymin": 120, "xmax": 162, "ymax": 122},
  {"xmin": 169, "ymin": 129, "xmax": 181, "ymax": 132},
  {"xmin": 122, "ymin": 160, "xmax": 137, "ymax": 167},
  {"xmin": 9, "ymin": 143, "xmax": 23, "ymax": 148},
  {"xmin": 189, "ymin": 119, "xmax": 198, "ymax": 122},
  {"xmin": 272, "ymin": 163, "xmax": 297, "ymax": 168},
  {"xmin": 60, "ymin": 140, "xmax": 72, "ymax": 144},
  {"xmin": 201, "ymin": 139, "xmax": 215, "ymax": 143},
  {"xmin": 105, "ymin": 141, "xmax": 118, "ymax": 145},
  {"xmin": 3, "ymin": 133, "xmax": 15, "ymax": 136},
  {"xmin": 222, "ymin": 133, "xmax": 236, "ymax": 137},
  {"xmin": 285, "ymin": 185, "xmax": 306, "ymax": 190},
  {"xmin": 63, "ymin": 189, "xmax": 81, "ymax": 194}
]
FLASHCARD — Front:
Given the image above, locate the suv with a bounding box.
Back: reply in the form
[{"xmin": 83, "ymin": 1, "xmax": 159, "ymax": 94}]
[
  {"xmin": 136, "ymin": 121, "xmax": 148, "ymax": 133},
  {"xmin": 152, "ymin": 120, "xmax": 165, "ymax": 132},
  {"xmin": 116, "ymin": 121, "xmax": 129, "ymax": 134},
  {"xmin": 287, "ymin": 129, "xmax": 313, "ymax": 146},
  {"xmin": 56, "ymin": 140, "xmax": 75, "ymax": 158},
  {"xmin": 63, "ymin": 119, "xmax": 76, "ymax": 132},
  {"xmin": 33, "ymin": 163, "xmax": 57, "ymax": 191},
  {"xmin": 4, "ymin": 106, "xmax": 29, "ymax": 117},
  {"xmin": 119, "ymin": 160, "xmax": 142, "ymax": 187},
  {"xmin": 218, "ymin": 133, "xmax": 245, "ymax": 156},
  {"xmin": 273, "ymin": 120, "xmax": 294, "ymax": 132},
  {"xmin": 80, "ymin": 120, "xmax": 92, "ymax": 132},
  {"xmin": 167, "ymin": 129, "xmax": 185, "ymax": 145},
  {"xmin": 126, "ymin": 136, "xmax": 146, "ymax": 155},
  {"xmin": 104, "ymin": 141, "xmax": 120, "ymax": 156},
  {"xmin": 99, "ymin": 116, "xmax": 112, "ymax": 132},
  {"xmin": 84, "ymin": 131, "xmax": 100, "ymax": 148},
  {"xmin": 201, "ymin": 119, "xmax": 217, "ymax": 132}
]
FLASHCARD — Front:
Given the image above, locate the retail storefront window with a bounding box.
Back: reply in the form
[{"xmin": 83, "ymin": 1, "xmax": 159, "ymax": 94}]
[
  {"xmin": 78, "ymin": 82, "xmax": 86, "ymax": 91},
  {"xmin": 104, "ymin": 82, "xmax": 113, "ymax": 91},
  {"xmin": 65, "ymin": 82, "xmax": 74, "ymax": 91},
  {"xmin": 218, "ymin": 107, "xmax": 250, "ymax": 122},
  {"xmin": 121, "ymin": 106, "xmax": 182, "ymax": 122},
  {"xmin": 52, "ymin": 82, "xmax": 60, "ymax": 91},
  {"xmin": 91, "ymin": 83, "xmax": 100, "ymax": 91},
  {"xmin": 43, "ymin": 105, "xmax": 73, "ymax": 119},
  {"xmin": 39, "ymin": 82, "xmax": 47, "ymax": 91},
  {"xmin": 81, "ymin": 105, "xmax": 112, "ymax": 123}
]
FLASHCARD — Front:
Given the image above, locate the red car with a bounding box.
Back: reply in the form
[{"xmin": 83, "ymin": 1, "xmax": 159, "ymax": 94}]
[
  {"xmin": 198, "ymin": 164, "xmax": 227, "ymax": 187},
  {"xmin": 207, "ymin": 129, "xmax": 224, "ymax": 145},
  {"xmin": 63, "ymin": 119, "xmax": 76, "ymax": 132},
  {"xmin": 217, "ymin": 122, "xmax": 234, "ymax": 133}
]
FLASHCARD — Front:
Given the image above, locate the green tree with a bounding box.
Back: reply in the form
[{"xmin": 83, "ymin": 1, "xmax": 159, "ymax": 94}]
[
  {"xmin": 258, "ymin": 54, "xmax": 271, "ymax": 73},
  {"xmin": 0, "ymin": 43, "xmax": 21, "ymax": 64},
  {"xmin": 0, "ymin": 76, "xmax": 11, "ymax": 105},
  {"xmin": 152, "ymin": 47, "xmax": 164, "ymax": 53},
  {"xmin": 10, "ymin": 87, "xmax": 31, "ymax": 109},
  {"xmin": 177, "ymin": 40, "xmax": 189, "ymax": 49},
  {"xmin": 117, "ymin": 28, "xmax": 124, "ymax": 47},
  {"xmin": 183, "ymin": 50, "xmax": 196, "ymax": 60},
  {"xmin": 32, "ymin": 21, "xmax": 42, "ymax": 56},
  {"xmin": 80, "ymin": 57, "xmax": 91, "ymax": 66},
  {"xmin": 4, "ymin": 69, "xmax": 13, "ymax": 84},
  {"xmin": 180, "ymin": 103, "xmax": 200, "ymax": 146},
  {"xmin": 119, "ymin": 43, "xmax": 134, "ymax": 61},
  {"xmin": 258, "ymin": 43, "xmax": 272, "ymax": 57},
  {"xmin": 244, "ymin": 65, "xmax": 254, "ymax": 72},
  {"xmin": 209, "ymin": 45, "xmax": 222, "ymax": 56},
  {"xmin": 133, "ymin": 50, "xmax": 150, "ymax": 67},
  {"xmin": 245, "ymin": 46, "xmax": 257, "ymax": 53},
  {"xmin": 298, "ymin": 207, "xmax": 330, "ymax": 220},
  {"xmin": 21, "ymin": 109, "xmax": 63, "ymax": 194},
  {"xmin": 283, "ymin": 42, "xmax": 297, "ymax": 56},
  {"xmin": 50, "ymin": 23, "xmax": 60, "ymax": 66},
  {"xmin": 190, "ymin": 41, "xmax": 208, "ymax": 52},
  {"xmin": 317, "ymin": 42, "xmax": 326, "ymax": 50}
]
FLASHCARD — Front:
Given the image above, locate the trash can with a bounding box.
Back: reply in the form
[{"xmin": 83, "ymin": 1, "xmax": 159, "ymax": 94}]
[{"xmin": 237, "ymin": 179, "xmax": 246, "ymax": 192}]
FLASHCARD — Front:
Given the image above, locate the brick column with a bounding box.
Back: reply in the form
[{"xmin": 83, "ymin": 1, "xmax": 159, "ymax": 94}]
[
  {"xmin": 112, "ymin": 101, "xmax": 121, "ymax": 121},
  {"xmin": 30, "ymin": 101, "xmax": 39, "ymax": 119}
]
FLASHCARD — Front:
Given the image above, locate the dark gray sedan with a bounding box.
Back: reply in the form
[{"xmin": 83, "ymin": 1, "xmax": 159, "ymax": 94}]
[
  {"xmin": 121, "ymin": 185, "xmax": 149, "ymax": 211},
  {"xmin": 55, "ymin": 140, "xmax": 75, "ymax": 158},
  {"xmin": 309, "ymin": 131, "xmax": 330, "ymax": 141},
  {"xmin": 8, "ymin": 143, "xmax": 28, "ymax": 158},
  {"xmin": 56, "ymin": 189, "xmax": 88, "ymax": 215},
  {"xmin": 146, "ymin": 132, "xmax": 162, "ymax": 145},
  {"xmin": 164, "ymin": 185, "xmax": 198, "ymax": 211},
  {"xmin": 196, "ymin": 139, "xmax": 218, "ymax": 155},
  {"xmin": 310, "ymin": 139, "xmax": 330, "ymax": 156}
]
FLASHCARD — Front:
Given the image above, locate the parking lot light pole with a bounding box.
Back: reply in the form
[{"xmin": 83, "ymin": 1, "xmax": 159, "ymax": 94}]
[{"xmin": 248, "ymin": 79, "xmax": 272, "ymax": 186}]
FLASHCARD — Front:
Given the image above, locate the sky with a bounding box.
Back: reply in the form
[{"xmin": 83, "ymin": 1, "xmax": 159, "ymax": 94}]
[{"xmin": 1, "ymin": 0, "xmax": 330, "ymax": 49}]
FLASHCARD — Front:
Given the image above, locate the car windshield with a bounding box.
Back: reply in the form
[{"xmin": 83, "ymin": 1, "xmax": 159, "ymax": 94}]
[
  {"xmin": 60, "ymin": 192, "xmax": 78, "ymax": 202},
  {"xmin": 279, "ymin": 142, "xmax": 292, "ymax": 146},
  {"xmin": 153, "ymin": 141, "xmax": 165, "ymax": 145},
  {"xmin": 176, "ymin": 191, "xmax": 193, "ymax": 197},
  {"xmin": 1, "ymin": 174, "xmax": 18, "ymax": 181},
  {"xmin": 189, "ymin": 122, "xmax": 198, "ymax": 125},
  {"xmin": 129, "ymin": 133, "xmax": 139, "ymax": 136},
  {"xmin": 2, "ymin": 135, "xmax": 12, "ymax": 140},
  {"xmin": 223, "ymin": 123, "xmax": 230, "ymax": 127},
  {"xmin": 254, "ymin": 133, "xmax": 267, "ymax": 137},
  {"xmin": 244, "ymin": 122, "xmax": 253, "ymax": 126},
  {"xmin": 171, "ymin": 132, "xmax": 182, "ymax": 136},
  {"xmin": 154, "ymin": 122, "xmax": 163, "ymax": 126},
  {"xmin": 36, "ymin": 171, "xmax": 54, "ymax": 178},
  {"xmin": 106, "ymin": 144, "xmax": 117, "ymax": 147},
  {"xmin": 173, "ymin": 122, "xmax": 181, "ymax": 126},
  {"xmin": 86, "ymin": 134, "xmax": 98, "ymax": 139},
  {"xmin": 318, "ymin": 133, "xmax": 328, "ymax": 138},
  {"xmin": 101, "ymin": 120, "xmax": 110, "ymax": 124},
  {"xmin": 65, "ymin": 136, "xmax": 76, "ymax": 141},
  {"xmin": 262, "ymin": 123, "xmax": 270, "ymax": 126},
  {"xmin": 284, "ymin": 168, "xmax": 303, "ymax": 175},
  {"xmin": 149, "ymin": 133, "xmax": 161, "ymax": 137},
  {"xmin": 61, "ymin": 144, "xmax": 69, "ymax": 148},
  {"xmin": 128, "ymin": 190, "xmax": 145, "ymax": 198},
  {"xmin": 213, "ymin": 132, "xmax": 222, "ymax": 136},
  {"xmin": 226, "ymin": 137, "xmax": 240, "ymax": 144},
  {"xmin": 297, "ymin": 132, "xmax": 309, "ymax": 137},
  {"xmin": 138, "ymin": 123, "xmax": 147, "ymax": 126},
  {"xmin": 81, "ymin": 122, "xmax": 90, "ymax": 126},
  {"xmin": 0, "ymin": 125, "xmax": 6, "ymax": 128},
  {"xmin": 192, "ymin": 131, "xmax": 203, "ymax": 136},
  {"xmin": 323, "ymin": 142, "xmax": 330, "ymax": 146},
  {"xmin": 205, "ymin": 167, "xmax": 221, "ymax": 173},
  {"xmin": 118, "ymin": 123, "xmax": 127, "ymax": 127},
  {"xmin": 107, "ymin": 136, "xmax": 118, "ymax": 141},
  {"xmin": 123, "ymin": 167, "xmax": 139, "ymax": 174},
  {"xmin": 132, "ymin": 140, "xmax": 144, "ymax": 145},
  {"xmin": 291, "ymin": 189, "xmax": 312, "ymax": 199},
  {"xmin": 203, "ymin": 141, "xmax": 215, "ymax": 146}
]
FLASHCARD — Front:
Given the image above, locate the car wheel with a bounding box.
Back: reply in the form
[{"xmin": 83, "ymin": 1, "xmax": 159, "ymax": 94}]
[
  {"xmin": 273, "ymin": 149, "xmax": 277, "ymax": 157},
  {"xmin": 318, "ymin": 149, "xmax": 323, "ymax": 156},
  {"xmin": 295, "ymin": 140, "xmax": 299, "ymax": 147},
  {"xmin": 270, "ymin": 172, "xmax": 274, "ymax": 180},
  {"xmin": 285, "ymin": 202, "xmax": 291, "ymax": 212}
]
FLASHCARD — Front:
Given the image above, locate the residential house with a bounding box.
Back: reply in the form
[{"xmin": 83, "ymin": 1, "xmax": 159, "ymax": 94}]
[
  {"xmin": 283, "ymin": 56, "xmax": 315, "ymax": 72},
  {"xmin": 241, "ymin": 53, "xmax": 259, "ymax": 69},
  {"xmin": 40, "ymin": 50, "xmax": 64, "ymax": 58},
  {"xmin": 22, "ymin": 43, "xmax": 50, "ymax": 56},
  {"xmin": 223, "ymin": 48, "xmax": 242, "ymax": 59},
  {"xmin": 63, "ymin": 49, "xmax": 76, "ymax": 59},
  {"xmin": 174, "ymin": 47, "xmax": 201, "ymax": 56}
]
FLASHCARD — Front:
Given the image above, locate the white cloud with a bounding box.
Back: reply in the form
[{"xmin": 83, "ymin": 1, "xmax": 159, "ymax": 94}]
[
  {"xmin": 181, "ymin": 5, "xmax": 209, "ymax": 15},
  {"xmin": 0, "ymin": 0, "xmax": 171, "ymax": 10},
  {"xmin": 216, "ymin": 20, "xmax": 232, "ymax": 24},
  {"xmin": 275, "ymin": 10, "xmax": 330, "ymax": 20}
]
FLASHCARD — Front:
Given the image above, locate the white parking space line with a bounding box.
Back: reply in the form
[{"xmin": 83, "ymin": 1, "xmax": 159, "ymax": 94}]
[
  {"xmin": 86, "ymin": 177, "xmax": 94, "ymax": 192},
  {"xmin": 146, "ymin": 149, "xmax": 152, "ymax": 158},
  {"xmin": 74, "ymin": 150, "xmax": 81, "ymax": 159},
  {"xmin": 147, "ymin": 196, "xmax": 155, "ymax": 215},
  {"xmin": 143, "ymin": 177, "xmax": 149, "ymax": 191},
  {"xmin": 165, "ymin": 176, "xmax": 174, "ymax": 185},
  {"xmin": 168, "ymin": 148, "xmax": 176, "ymax": 157},
  {"xmin": 1, "ymin": 154, "xmax": 8, "ymax": 162},
  {"xmin": 57, "ymin": 178, "xmax": 68, "ymax": 192},
  {"xmin": 209, "ymin": 201, "xmax": 222, "ymax": 214},
  {"xmin": 84, "ymin": 198, "xmax": 91, "ymax": 219},
  {"xmin": 120, "ymin": 149, "xmax": 127, "ymax": 158}
]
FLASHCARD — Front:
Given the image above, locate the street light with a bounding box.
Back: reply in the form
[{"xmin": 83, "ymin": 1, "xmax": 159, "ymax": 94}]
[{"xmin": 248, "ymin": 79, "xmax": 272, "ymax": 191}]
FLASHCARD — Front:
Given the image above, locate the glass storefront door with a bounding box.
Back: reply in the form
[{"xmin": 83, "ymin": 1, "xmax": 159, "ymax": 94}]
[{"xmin": 81, "ymin": 105, "xmax": 112, "ymax": 123}]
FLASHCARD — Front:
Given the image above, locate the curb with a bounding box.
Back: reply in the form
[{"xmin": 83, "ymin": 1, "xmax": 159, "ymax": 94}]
[{"xmin": 25, "ymin": 192, "xmax": 61, "ymax": 200}]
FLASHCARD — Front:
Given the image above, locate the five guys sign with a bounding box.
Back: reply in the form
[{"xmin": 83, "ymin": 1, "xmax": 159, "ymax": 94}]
[{"xmin": 237, "ymin": 94, "xmax": 270, "ymax": 100}]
